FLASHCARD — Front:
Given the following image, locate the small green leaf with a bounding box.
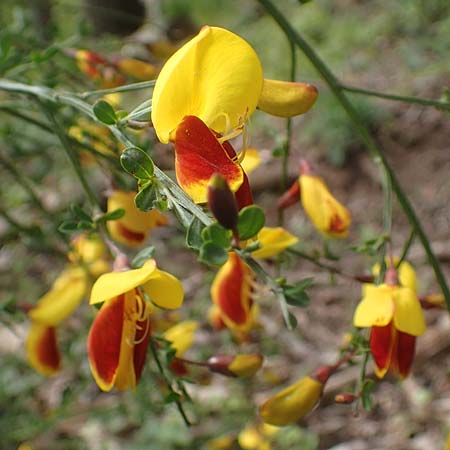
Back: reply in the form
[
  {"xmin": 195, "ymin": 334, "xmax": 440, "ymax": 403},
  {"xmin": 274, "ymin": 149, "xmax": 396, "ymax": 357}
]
[
  {"xmin": 237, "ymin": 205, "xmax": 265, "ymax": 240},
  {"xmin": 186, "ymin": 217, "xmax": 205, "ymax": 250},
  {"xmin": 272, "ymin": 146, "xmax": 286, "ymax": 157},
  {"xmin": 135, "ymin": 183, "xmax": 158, "ymax": 212},
  {"xmin": 77, "ymin": 220, "xmax": 95, "ymax": 230},
  {"xmin": 120, "ymin": 147, "xmax": 154, "ymax": 180},
  {"xmin": 361, "ymin": 379, "xmax": 375, "ymax": 411},
  {"xmin": 283, "ymin": 278, "xmax": 313, "ymax": 307},
  {"xmin": 93, "ymin": 100, "xmax": 117, "ymax": 125},
  {"xmin": 199, "ymin": 242, "xmax": 228, "ymax": 266},
  {"xmin": 287, "ymin": 311, "xmax": 298, "ymax": 329},
  {"xmin": 131, "ymin": 246, "xmax": 155, "ymax": 268},
  {"xmin": 164, "ymin": 392, "xmax": 181, "ymax": 404},
  {"xmin": 70, "ymin": 203, "xmax": 92, "ymax": 222},
  {"xmin": 58, "ymin": 221, "xmax": 79, "ymax": 233},
  {"xmin": 95, "ymin": 208, "xmax": 125, "ymax": 223},
  {"xmin": 201, "ymin": 223, "xmax": 231, "ymax": 249}
]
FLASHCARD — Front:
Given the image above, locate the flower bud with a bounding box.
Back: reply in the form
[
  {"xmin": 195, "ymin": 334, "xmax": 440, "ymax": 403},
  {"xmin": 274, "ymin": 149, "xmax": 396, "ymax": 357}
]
[
  {"xmin": 277, "ymin": 179, "xmax": 300, "ymax": 210},
  {"xmin": 259, "ymin": 375, "xmax": 323, "ymax": 426},
  {"xmin": 207, "ymin": 173, "xmax": 239, "ymax": 230},
  {"xmin": 335, "ymin": 393, "xmax": 357, "ymax": 404},
  {"xmin": 207, "ymin": 354, "xmax": 263, "ymax": 378}
]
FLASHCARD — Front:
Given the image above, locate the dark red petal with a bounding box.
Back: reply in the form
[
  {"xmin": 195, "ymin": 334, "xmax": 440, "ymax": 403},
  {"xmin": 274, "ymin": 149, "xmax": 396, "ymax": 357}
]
[
  {"xmin": 133, "ymin": 317, "xmax": 151, "ymax": 382},
  {"xmin": 87, "ymin": 295, "xmax": 124, "ymax": 388},
  {"xmin": 370, "ymin": 324, "xmax": 394, "ymax": 373},
  {"xmin": 395, "ymin": 331, "xmax": 416, "ymax": 379},
  {"xmin": 37, "ymin": 326, "xmax": 61, "ymax": 372}
]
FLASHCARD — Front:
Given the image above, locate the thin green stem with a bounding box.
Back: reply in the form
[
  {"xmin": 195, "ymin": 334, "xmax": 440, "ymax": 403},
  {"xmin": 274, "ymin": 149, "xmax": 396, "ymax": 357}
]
[
  {"xmin": 37, "ymin": 101, "xmax": 101, "ymax": 210},
  {"xmin": 149, "ymin": 340, "xmax": 192, "ymax": 427},
  {"xmin": 79, "ymin": 80, "xmax": 156, "ymax": 99},
  {"xmin": 257, "ymin": 0, "xmax": 450, "ymax": 311},
  {"xmin": 340, "ymin": 84, "xmax": 450, "ymax": 112},
  {"xmin": 396, "ymin": 229, "xmax": 416, "ymax": 268}
]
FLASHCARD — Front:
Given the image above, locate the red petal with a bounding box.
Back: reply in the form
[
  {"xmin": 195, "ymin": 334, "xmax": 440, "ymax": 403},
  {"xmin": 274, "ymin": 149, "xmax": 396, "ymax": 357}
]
[
  {"xmin": 37, "ymin": 326, "xmax": 61, "ymax": 373},
  {"xmin": 215, "ymin": 254, "xmax": 252, "ymax": 327},
  {"xmin": 88, "ymin": 295, "xmax": 124, "ymax": 389},
  {"xmin": 394, "ymin": 331, "xmax": 416, "ymax": 379},
  {"xmin": 174, "ymin": 116, "xmax": 243, "ymax": 202},
  {"xmin": 370, "ymin": 323, "xmax": 395, "ymax": 376},
  {"xmin": 133, "ymin": 318, "xmax": 151, "ymax": 382}
]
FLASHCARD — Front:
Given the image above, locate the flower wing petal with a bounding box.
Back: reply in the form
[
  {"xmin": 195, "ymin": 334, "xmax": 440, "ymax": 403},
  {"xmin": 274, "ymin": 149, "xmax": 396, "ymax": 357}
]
[
  {"xmin": 353, "ymin": 285, "xmax": 394, "ymax": 328},
  {"xmin": 142, "ymin": 268, "xmax": 184, "ymax": 309},
  {"xmin": 26, "ymin": 323, "xmax": 61, "ymax": 376},
  {"xmin": 393, "ymin": 287, "xmax": 426, "ymax": 336},
  {"xmin": 251, "ymin": 227, "xmax": 299, "ymax": 259}
]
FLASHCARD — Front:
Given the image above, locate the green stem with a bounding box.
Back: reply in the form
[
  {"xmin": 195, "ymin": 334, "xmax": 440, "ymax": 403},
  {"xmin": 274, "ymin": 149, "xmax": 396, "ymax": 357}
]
[
  {"xmin": 257, "ymin": 0, "xmax": 450, "ymax": 311},
  {"xmin": 79, "ymin": 80, "xmax": 156, "ymax": 99},
  {"xmin": 340, "ymin": 84, "xmax": 450, "ymax": 112},
  {"xmin": 37, "ymin": 101, "xmax": 101, "ymax": 210},
  {"xmin": 149, "ymin": 340, "xmax": 192, "ymax": 427},
  {"xmin": 396, "ymin": 229, "xmax": 416, "ymax": 268}
]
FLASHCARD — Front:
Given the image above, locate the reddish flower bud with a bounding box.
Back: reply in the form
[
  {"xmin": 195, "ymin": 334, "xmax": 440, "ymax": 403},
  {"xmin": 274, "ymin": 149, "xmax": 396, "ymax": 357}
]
[
  {"xmin": 207, "ymin": 173, "xmax": 239, "ymax": 230},
  {"xmin": 277, "ymin": 179, "xmax": 300, "ymax": 210}
]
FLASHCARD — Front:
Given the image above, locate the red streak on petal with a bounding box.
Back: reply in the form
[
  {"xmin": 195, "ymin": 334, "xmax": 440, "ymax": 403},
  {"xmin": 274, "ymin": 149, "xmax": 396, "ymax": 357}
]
[
  {"xmin": 329, "ymin": 212, "xmax": 346, "ymax": 234},
  {"xmin": 395, "ymin": 331, "xmax": 416, "ymax": 378},
  {"xmin": 88, "ymin": 295, "xmax": 124, "ymax": 386},
  {"xmin": 37, "ymin": 326, "xmax": 61, "ymax": 371},
  {"xmin": 370, "ymin": 323, "xmax": 394, "ymax": 373},
  {"xmin": 174, "ymin": 116, "xmax": 242, "ymax": 194},
  {"xmin": 116, "ymin": 222, "xmax": 146, "ymax": 244},
  {"xmin": 133, "ymin": 318, "xmax": 151, "ymax": 382},
  {"xmin": 216, "ymin": 254, "xmax": 251, "ymax": 326}
]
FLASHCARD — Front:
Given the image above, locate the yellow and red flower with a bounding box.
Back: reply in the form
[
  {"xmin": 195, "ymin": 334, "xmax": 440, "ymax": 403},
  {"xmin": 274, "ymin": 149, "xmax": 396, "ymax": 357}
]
[
  {"xmin": 26, "ymin": 234, "xmax": 110, "ymax": 376},
  {"xmin": 151, "ymin": 26, "xmax": 317, "ymax": 207},
  {"xmin": 353, "ymin": 281, "xmax": 426, "ymax": 379},
  {"xmin": 88, "ymin": 259, "xmax": 183, "ymax": 391},
  {"xmin": 107, "ymin": 190, "xmax": 168, "ymax": 247}
]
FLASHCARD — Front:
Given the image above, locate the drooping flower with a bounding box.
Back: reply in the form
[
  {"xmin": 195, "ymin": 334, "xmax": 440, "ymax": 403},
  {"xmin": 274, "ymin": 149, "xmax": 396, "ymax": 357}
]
[
  {"xmin": 151, "ymin": 26, "xmax": 317, "ymax": 205},
  {"xmin": 107, "ymin": 190, "xmax": 168, "ymax": 247},
  {"xmin": 88, "ymin": 259, "xmax": 183, "ymax": 391},
  {"xmin": 259, "ymin": 375, "xmax": 324, "ymax": 426},
  {"xmin": 250, "ymin": 227, "xmax": 298, "ymax": 259},
  {"xmin": 353, "ymin": 281, "xmax": 426, "ymax": 379},
  {"xmin": 163, "ymin": 320, "xmax": 199, "ymax": 357}
]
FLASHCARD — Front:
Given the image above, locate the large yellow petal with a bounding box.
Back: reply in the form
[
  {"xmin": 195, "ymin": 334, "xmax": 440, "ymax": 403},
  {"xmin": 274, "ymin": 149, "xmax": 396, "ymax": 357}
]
[
  {"xmin": 90, "ymin": 260, "xmax": 157, "ymax": 305},
  {"xmin": 258, "ymin": 79, "xmax": 318, "ymax": 117},
  {"xmin": 29, "ymin": 267, "xmax": 88, "ymax": 326},
  {"xmin": 251, "ymin": 227, "xmax": 298, "ymax": 259},
  {"xmin": 142, "ymin": 268, "xmax": 184, "ymax": 309},
  {"xmin": 353, "ymin": 284, "xmax": 395, "ymax": 328},
  {"xmin": 151, "ymin": 26, "xmax": 263, "ymax": 143},
  {"xmin": 393, "ymin": 287, "xmax": 426, "ymax": 336},
  {"xmin": 163, "ymin": 320, "xmax": 198, "ymax": 356}
]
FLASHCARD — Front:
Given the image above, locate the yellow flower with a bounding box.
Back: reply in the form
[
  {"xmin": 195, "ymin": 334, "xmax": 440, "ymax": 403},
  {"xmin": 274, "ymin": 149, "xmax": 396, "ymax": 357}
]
[
  {"xmin": 228, "ymin": 354, "xmax": 264, "ymax": 377},
  {"xmin": 88, "ymin": 259, "xmax": 184, "ymax": 391},
  {"xmin": 259, "ymin": 376, "xmax": 323, "ymax": 426},
  {"xmin": 151, "ymin": 26, "xmax": 317, "ymax": 204},
  {"xmin": 354, "ymin": 283, "xmax": 425, "ymax": 378},
  {"xmin": 250, "ymin": 227, "xmax": 298, "ymax": 259},
  {"xmin": 163, "ymin": 320, "xmax": 199, "ymax": 357},
  {"xmin": 300, "ymin": 174, "xmax": 351, "ymax": 238},
  {"xmin": 107, "ymin": 190, "xmax": 168, "ymax": 247}
]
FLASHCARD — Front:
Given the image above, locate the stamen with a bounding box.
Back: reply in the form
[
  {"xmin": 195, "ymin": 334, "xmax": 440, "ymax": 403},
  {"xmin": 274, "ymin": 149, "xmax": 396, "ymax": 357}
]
[{"xmin": 134, "ymin": 317, "xmax": 151, "ymax": 345}]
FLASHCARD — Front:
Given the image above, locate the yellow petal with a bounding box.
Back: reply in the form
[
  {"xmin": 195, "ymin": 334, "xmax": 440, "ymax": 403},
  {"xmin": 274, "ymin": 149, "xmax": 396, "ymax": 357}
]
[
  {"xmin": 229, "ymin": 354, "xmax": 263, "ymax": 377},
  {"xmin": 29, "ymin": 267, "xmax": 88, "ymax": 326},
  {"xmin": 240, "ymin": 148, "xmax": 261, "ymax": 174},
  {"xmin": 393, "ymin": 287, "xmax": 426, "ymax": 336},
  {"xmin": 68, "ymin": 233, "xmax": 107, "ymax": 265},
  {"xmin": 258, "ymin": 79, "xmax": 318, "ymax": 117},
  {"xmin": 300, "ymin": 175, "xmax": 351, "ymax": 238},
  {"xmin": 353, "ymin": 284, "xmax": 395, "ymax": 328},
  {"xmin": 90, "ymin": 260, "xmax": 157, "ymax": 305},
  {"xmin": 163, "ymin": 320, "xmax": 198, "ymax": 356},
  {"xmin": 259, "ymin": 376, "xmax": 323, "ymax": 426},
  {"xmin": 142, "ymin": 268, "xmax": 184, "ymax": 309},
  {"xmin": 151, "ymin": 26, "xmax": 263, "ymax": 143},
  {"xmin": 116, "ymin": 58, "xmax": 158, "ymax": 81},
  {"xmin": 251, "ymin": 227, "xmax": 299, "ymax": 259},
  {"xmin": 372, "ymin": 258, "xmax": 417, "ymax": 292},
  {"xmin": 238, "ymin": 426, "xmax": 264, "ymax": 449}
]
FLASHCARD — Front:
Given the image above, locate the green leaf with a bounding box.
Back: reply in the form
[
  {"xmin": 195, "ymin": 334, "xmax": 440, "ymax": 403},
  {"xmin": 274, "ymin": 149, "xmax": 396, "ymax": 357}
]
[
  {"xmin": 361, "ymin": 379, "xmax": 375, "ymax": 411},
  {"xmin": 131, "ymin": 246, "xmax": 155, "ymax": 268},
  {"xmin": 186, "ymin": 217, "xmax": 205, "ymax": 250},
  {"xmin": 70, "ymin": 203, "xmax": 92, "ymax": 223},
  {"xmin": 237, "ymin": 205, "xmax": 265, "ymax": 240},
  {"xmin": 272, "ymin": 146, "xmax": 286, "ymax": 157},
  {"xmin": 93, "ymin": 100, "xmax": 117, "ymax": 125},
  {"xmin": 199, "ymin": 242, "xmax": 228, "ymax": 266},
  {"xmin": 287, "ymin": 311, "xmax": 298, "ymax": 329},
  {"xmin": 58, "ymin": 221, "xmax": 79, "ymax": 233},
  {"xmin": 135, "ymin": 183, "xmax": 158, "ymax": 212},
  {"xmin": 95, "ymin": 208, "xmax": 125, "ymax": 223},
  {"xmin": 164, "ymin": 392, "xmax": 181, "ymax": 404},
  {"xmin": 120, "ymin": 147, "xmax": 154, "ymax": 180},
  {"xmin": 283, "ymin": 278, "xmax": 313, "ymax": 307},
  {"xmin": 201, "ymin": 223, "xmax": 231, "ymax": 249},
  {"xmin": 77, "ymin": 220, "xmax": 95, "ymax": 230}
]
